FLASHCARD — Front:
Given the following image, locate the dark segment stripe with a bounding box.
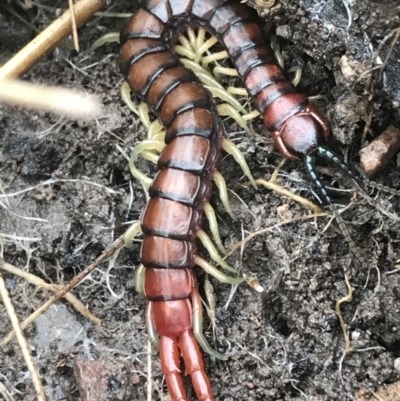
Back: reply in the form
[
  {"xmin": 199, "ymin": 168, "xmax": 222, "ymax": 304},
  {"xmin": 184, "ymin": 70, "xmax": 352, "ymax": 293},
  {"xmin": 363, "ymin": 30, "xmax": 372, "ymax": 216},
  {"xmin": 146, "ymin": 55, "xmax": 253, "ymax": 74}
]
[
  {"xmin": 159, "ymin": 82, "xmax": 211, "ymax": 126},
  {"xmin": 144, "ymin": 267, "xmax": 192, "ymax": 300},
  {"xmin": 146, "ymin": 67, "xmax": 199, "ymax": 111},
  {"xmin": 158, "ymin": 135, "xmax": 211, "ymax": 174},
  {"xmin": 222, "ymin": 21, "xmax": 265, "ymax": 58},
  {"xmin": 141, "ymin": 197, "xmax": 203, "ymax": 241},
  {"xmin": 209, "ymin": 0, "xmax": 258, "ymax": 35},
  {"xmin": 265, "ymin": 93, "xmax": 308, "ymax": 131},
  {"xmin": 150, "ymin": 169, "xmax": 212, "ymax": 210},
  {"xmin": 165, "ymin": 107, "xmax": 216, "ymax": 144},
  {"xmin": 232, "ymin": 44, "xmax": 277, "ymax": 77},
  {"xmin": 146, "ymin": 0, "xmax": 173, "ymax": 23},
  {"xmin": 119, "ymin": 38, "xmax": 168, "ymax": 78},
  {"xmin": 244, "ymin": 63, "xmax": 286, "ymax": 96},
  {"xmin": 141, "ymin": 236, "xmax": 196, "ymax": 269},
  {"xmin": 191, "ymin": 0, "xmax": 228, "ymax": 20},
  {"xmin": 128, "ymin": 52, "xmax": 182, "ymax": 97},
  {"xmin": 254, "ymin": 81, "xmax": 297, "ymax": 114},
  {"xmin": 149, "ymin": 168, "xmax": 201, "ymax": 206},
  {"xmin": 120, "ymin": 8, "xmax": 166, "ymax": 43},
  {"xmin": 169, "ymin": 0, "xmax": 194, "ymax": 17}
]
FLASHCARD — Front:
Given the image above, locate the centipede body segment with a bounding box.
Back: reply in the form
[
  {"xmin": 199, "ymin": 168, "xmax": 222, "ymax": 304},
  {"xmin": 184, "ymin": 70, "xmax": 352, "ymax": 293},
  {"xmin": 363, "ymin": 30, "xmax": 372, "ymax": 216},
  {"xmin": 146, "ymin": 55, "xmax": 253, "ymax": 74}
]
[{"xmin": 118, "ymin": 1, "xmax": 382, "ymax": 400}]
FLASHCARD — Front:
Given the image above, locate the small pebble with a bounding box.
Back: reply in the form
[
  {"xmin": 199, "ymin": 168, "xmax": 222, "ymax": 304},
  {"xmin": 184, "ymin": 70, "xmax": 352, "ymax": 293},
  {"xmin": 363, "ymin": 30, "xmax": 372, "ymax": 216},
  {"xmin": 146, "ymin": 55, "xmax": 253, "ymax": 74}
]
[
  {"xmin": 394, "ymin": 358, "xmax": 400, "ymax": 373},
  {"xmin": 74, "ymin": 359, "xmax": 108, "ymax": 401}
]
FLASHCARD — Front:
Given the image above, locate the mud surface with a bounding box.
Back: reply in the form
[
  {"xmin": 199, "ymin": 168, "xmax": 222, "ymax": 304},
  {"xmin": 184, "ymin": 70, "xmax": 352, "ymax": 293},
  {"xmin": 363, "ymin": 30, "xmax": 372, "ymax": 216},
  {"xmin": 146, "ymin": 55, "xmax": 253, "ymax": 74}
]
[{"xmin": 1, "ymin": 1, "xmax": 400, "ymax": 400}]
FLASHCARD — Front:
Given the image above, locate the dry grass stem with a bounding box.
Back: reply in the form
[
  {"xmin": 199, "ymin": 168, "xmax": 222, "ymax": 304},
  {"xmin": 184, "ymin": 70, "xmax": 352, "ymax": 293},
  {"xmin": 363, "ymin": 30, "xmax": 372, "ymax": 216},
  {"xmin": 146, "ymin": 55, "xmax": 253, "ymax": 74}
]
[
  {"xmin": 335, "ymin": 274, "xmax": 354, "ymax": 354},
  {"xmin": 69, "ymin": 0, "xmax": 80, "ymax": 51},
  {"xmin": 255, "ymin": 179, "xmax": 324, "ymax": 214},
  {"xmin": 147, "ymin": 339, "xmax": 152, "ymax": 401},
  {"xmin": 0, "ymin": 261, "xmax": 46, "ymax": 401},
  {"xmin": 0, "ymin": 261, "xmax": 100, "ymax": 324},
  {"xmin": 0, "ymin": 236, "xmax": 124, "ymax": 347},
  {"xmin": 269, "ymin": 158, "xmax": 287, "ymax": 183},
  {"xmin": 0, "ymin": 381, "xmax": 15, "ymax": 401},
  {"xmin": 225, "ymin": 212, "xmax": 327, "ymax": 258},
  {"xmin": 0, "ymin": 80, "xmax": 102, "ymax": 121},
  {"xmin": 0, "ymin": 0, "xmax": 106, "ymax": 80}
]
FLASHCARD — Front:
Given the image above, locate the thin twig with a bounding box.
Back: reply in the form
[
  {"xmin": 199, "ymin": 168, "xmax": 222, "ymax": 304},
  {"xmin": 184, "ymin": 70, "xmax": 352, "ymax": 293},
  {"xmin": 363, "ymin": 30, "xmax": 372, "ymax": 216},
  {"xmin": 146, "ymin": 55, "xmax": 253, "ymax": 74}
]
[
  {"xmin": 0, "ymin": 236, "xmax": 124, "ymax": 347},
  {"xmin": 147, "ymin": 339, "xmax": 152, "ymax": 401},
  {"xmin": 255, "ymin": 178, "xmax": 324, "ymax": 214},
  {"xmin": 0, "ymin": 261, "xmax": 100, "ymax": 324},
  {"xmin": 0, "ymin": 261, "xmax": 46, "ymax": 401},
  {"xmin": 0, "ymin": 0, "xmax": 106, "ymax": 79},
  {"xmin": 225, "ymin": 212, "xmax": 327, "ymax": 258},
  {"xmin": 69, "ymin": 0, "xmax": 80, "ymax": 51},
  {"xmin": 0, "ymin": 381, "xmax": 15, "ymax": 401},
  {"xmin": 335, "ymin": 274, "xmax": 354, "ymax": 354}
]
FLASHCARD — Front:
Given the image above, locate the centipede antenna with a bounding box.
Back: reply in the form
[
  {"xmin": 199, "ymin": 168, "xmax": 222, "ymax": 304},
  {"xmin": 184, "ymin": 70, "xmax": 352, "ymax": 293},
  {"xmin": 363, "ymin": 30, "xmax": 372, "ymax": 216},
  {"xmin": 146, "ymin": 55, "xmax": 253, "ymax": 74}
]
[
  {"xmin": 318, "ymin": 146, "xmax": 400, "ymax": 196},
  {"xmin": 305, "ymin": 155, "xmax": 367, "ymax": 269},
  {"xmin": 363, "ymin": 179, "xmax": 400, "ymax": 196},
  {"xmin": 317, "ymin": 146, "xmax": 364, "ymax": 184}
]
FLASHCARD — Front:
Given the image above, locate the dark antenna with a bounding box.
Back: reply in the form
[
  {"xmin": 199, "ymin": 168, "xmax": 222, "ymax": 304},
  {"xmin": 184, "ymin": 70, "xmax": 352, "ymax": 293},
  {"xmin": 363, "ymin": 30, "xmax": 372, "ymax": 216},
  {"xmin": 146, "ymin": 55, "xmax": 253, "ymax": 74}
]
[
  {"xmin": 317, "ymin": 146, "xmax": 400, "ymax": 196},
  {"xmin": 305, "ymin": 154, "xmax": 367, "ymax": 268}
]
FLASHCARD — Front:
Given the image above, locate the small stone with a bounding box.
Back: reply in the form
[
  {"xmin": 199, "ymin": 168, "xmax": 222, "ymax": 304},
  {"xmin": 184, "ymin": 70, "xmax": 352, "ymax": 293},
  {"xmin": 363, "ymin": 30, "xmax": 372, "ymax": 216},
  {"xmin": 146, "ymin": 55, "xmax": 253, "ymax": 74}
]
[
  {"xmin": 394, "ymin": 358, "xmax": 400, "ymax": 372},
  {"xmin": 339, "ymin": 55, "xmax": 365, "ymax": 79},
  {"xmin": 360, "ymin": 125, "xmax": 400, "ymax": 177},
  {"xmin": 276, "ymin": 25, "xmax": 291, "ymax": 40},
  {"xmin": 74, "ymin": 359, "xmax": 109, "ymax": 401}
]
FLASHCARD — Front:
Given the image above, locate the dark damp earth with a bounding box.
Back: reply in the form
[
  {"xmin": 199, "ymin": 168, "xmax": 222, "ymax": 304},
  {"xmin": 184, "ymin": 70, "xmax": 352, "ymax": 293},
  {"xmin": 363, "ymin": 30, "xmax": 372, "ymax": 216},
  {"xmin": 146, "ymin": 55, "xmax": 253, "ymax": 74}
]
[{"xmin": 1, "ymin": 1, "xmax": 400, "ymax": 400}]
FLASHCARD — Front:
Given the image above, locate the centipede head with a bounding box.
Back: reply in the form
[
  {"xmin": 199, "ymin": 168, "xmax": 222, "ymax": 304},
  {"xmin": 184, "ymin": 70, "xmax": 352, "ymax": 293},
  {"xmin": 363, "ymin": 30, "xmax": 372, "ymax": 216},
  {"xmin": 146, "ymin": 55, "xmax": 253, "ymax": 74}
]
[{"xmin": 271, "ymin": 104, "xmax": 331, "ymax": 160}]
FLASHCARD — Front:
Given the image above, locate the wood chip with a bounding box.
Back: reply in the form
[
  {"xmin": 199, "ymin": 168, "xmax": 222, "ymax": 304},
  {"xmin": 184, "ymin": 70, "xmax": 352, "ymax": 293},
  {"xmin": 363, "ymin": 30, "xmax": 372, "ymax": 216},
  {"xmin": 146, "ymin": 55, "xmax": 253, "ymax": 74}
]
[{"xmin": 360, "ymin": 125, "xmax": 400, "ymax": 177}]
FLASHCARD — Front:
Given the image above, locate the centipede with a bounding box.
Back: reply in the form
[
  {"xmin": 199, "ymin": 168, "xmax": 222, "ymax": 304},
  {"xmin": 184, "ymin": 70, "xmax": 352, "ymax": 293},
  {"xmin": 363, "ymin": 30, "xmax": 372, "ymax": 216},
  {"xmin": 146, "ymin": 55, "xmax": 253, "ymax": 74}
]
[{"xmin": 118, "ymin": 1, "xmax": 400, "ymax": 400}]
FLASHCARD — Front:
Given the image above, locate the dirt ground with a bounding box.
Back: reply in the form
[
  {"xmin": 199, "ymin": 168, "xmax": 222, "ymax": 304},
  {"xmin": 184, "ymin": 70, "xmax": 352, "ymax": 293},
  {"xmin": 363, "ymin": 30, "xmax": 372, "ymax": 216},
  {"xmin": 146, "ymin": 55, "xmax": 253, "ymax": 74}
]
[{"xmin": 1, "ymin": 1, "xmax": 400, "ymax": 400}]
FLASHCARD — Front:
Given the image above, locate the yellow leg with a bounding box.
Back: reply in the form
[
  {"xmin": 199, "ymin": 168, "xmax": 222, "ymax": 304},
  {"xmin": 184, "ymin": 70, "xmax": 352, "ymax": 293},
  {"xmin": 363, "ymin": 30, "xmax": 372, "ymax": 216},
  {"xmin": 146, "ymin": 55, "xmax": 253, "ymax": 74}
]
[
  {"xmin": 194, "ymin": 28, "xmax": 207, "ymax": 63},
  {"xmin": 137, "ymin": 102, "xmax": 152, "ymax": 130},
  {"xmin": 177, "ymin": 32, "xmax": 193, "ymax": 52},
  {"xmin": 217, "ymin": 103, "xmax": 253, "ymax": 136},
  {"xmin": 222, "ymin": 138, "xmax": 257, "ymax": 188},
  {"xmin": 227, "ymin": 87, "xmax": 249, "ymax": 97},
  {"xmin": 288, "ymin": 65, "xmax": 302, "ymax": 87},
  {"xmin": 90, "ymin": 32, "xmax": 120, "ymax": 50},
  {"xmin": 213, "ymin": 171, "xmax": 235, "ymax": 220},
  {"xmin": 197, "ymin": 35, "xmax": 219, "ymax": 56},
  {"xmin": 148, "ymin": 119, "xmax": 165, "ymax": 141},
  {"xmin": 141, "ymin": 150, "xmax": 159, "ymax": 165},
  {"xmin": 129, "ymin": 139, "xmax": 164, "ymax": 188},
  {"xmin": 194, "ymin": 256, "xmax": 245, "ymax": 285},
  {"xmin": 204, "ymin": 202, "xmax": 226, "ymax": 255},
  {"xmin": 124, "ymin": 220, "xmax": 142, "ymax": 248},
  {"xmin": 135, "ymin": 263, "xmax": 146, "ymax": 295},
  {"xmin": 180, "ymin": 59, "xmax": 247, "ymax": 114},
  {"xmin": 213, "ymin": 65, "xmax": 239, "ymax": 77},
  {"xmin": 197, "ymin": 230, "xmax": 237, "ymax": 273},
  {"xmin": 120, "ymin": 82, "xmax": 139, "ymax": 116},
  {"xmin": 186, "ymin": 26, "xmax": 197, "ymax": 50},
  {"xmin": 270, "ymin": 36, "xmax": 285, "ymax": 69},
  {"xmin": 243, "ymin": 109, "xmax": 261, "ymax": 121},
  {"xmin": 202, "ymin": 50, "xmax": 229, "ymax": 69},
  {"xmin": 174, "ymin": 45, "xmax": 196, "ymax": 59}
]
